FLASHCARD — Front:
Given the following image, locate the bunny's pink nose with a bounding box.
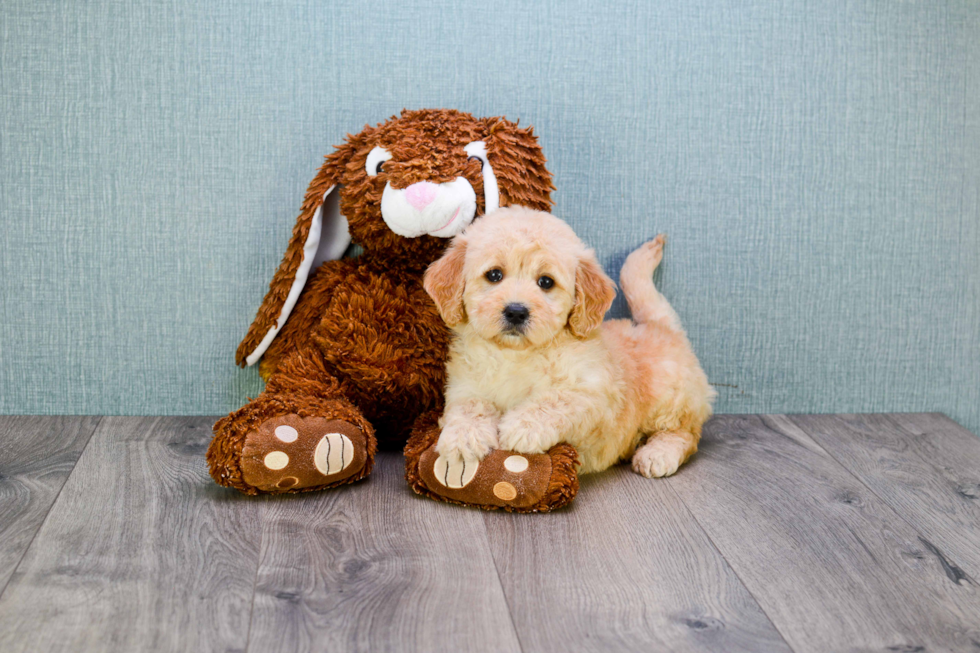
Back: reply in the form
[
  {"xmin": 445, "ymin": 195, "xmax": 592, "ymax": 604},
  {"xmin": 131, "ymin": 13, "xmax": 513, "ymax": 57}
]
[{"xmin": 405, "ymin": 181, "xmax": 438, "ymax": 211}]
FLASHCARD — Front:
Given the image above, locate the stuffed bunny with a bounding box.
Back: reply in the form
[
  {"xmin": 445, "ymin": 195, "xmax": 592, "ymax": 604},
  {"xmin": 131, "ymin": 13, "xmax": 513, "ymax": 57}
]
[{"xmin": 208, "ymin": 109, "xmax": 577, "ymax": 511}]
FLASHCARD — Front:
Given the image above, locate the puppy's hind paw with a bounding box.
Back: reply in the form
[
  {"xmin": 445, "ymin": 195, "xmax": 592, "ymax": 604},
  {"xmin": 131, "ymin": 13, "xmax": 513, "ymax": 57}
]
[
  {"xmin": 632, "ymin": 446, "xmax": 680, "ymax": 478},
  {"xmin": 631, "ymin": 434, "xmax": 694, "ymax": 478}
]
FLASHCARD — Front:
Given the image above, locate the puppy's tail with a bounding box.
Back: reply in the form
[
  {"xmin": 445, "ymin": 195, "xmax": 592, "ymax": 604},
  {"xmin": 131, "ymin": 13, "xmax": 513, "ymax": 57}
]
[{"xmin": 620, "ymin": 234, "xmax": 684, "ymax": 332}]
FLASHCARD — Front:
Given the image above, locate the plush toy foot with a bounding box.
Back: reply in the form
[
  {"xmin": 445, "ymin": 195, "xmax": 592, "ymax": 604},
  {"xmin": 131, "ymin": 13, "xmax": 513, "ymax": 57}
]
[
  {"xmin": 404, "ymin": 413, "xmax": 579, "ymax": 512},
  {"xmin": 238, "ymin": 414, "xmax": 369, "ymax": 492},
  {"xmin": 208, "ymin": 395, "xmax": 376, "ymax": 495}
]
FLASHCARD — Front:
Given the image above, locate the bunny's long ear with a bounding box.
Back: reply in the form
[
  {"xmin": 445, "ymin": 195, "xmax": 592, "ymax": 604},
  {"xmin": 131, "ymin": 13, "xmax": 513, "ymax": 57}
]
[
  {"xmin": 235, "ymin": 143, "xmax": 356, "ymax": 367},
  {"xmin": 480, "ymin": 117, "xmax": 555, "ymax": 212}
]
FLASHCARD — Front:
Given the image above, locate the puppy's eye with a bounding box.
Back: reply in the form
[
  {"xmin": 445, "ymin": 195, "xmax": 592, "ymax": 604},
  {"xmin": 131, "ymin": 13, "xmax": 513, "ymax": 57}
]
[
  {"xmin": 366, "ymin": 146, "xmax": 392, "ymax": 177},
  {"xmin": 485, "ymin": 268, "xmax": 503, "ymax": 283},
  {"xmin": 537, "ymin": 275, "xmax": 555, "ymax": 290},
  {"xmin": 467, "ymin": 155, "xmax": 484, "ymax": 170}
]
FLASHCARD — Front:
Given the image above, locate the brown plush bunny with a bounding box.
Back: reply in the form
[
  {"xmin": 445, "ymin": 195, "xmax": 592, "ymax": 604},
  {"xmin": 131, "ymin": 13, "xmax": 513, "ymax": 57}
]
[{"xmin": 208, "ymin": 109, "xmax": 577, "ymax": 511}]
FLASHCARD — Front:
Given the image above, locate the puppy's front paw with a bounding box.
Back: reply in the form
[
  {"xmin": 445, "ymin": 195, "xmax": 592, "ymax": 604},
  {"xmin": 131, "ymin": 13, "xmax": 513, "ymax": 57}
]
[
  {"xmin": 436, "ymin": 421, "xmax": 498, "ymax": 465},
  {"xmin": 497, "ymin": 412, "xmax": 554, "ymax": 455},
  {"xmin": 631, "ymin": 437, "xmax": 692, "ymax": 478}
]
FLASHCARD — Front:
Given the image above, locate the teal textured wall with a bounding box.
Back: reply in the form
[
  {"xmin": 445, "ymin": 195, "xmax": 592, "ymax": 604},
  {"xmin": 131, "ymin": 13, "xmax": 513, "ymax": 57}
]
[{"xmin": 1, "ymin": 0, "xmax": 977, "ymax": 434}]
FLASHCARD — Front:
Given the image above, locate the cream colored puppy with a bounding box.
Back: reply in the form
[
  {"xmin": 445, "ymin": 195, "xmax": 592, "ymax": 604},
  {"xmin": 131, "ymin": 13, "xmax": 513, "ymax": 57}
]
[{"xmin": 424, "ymin": 207, "xmax": 715, "ymax": 478}]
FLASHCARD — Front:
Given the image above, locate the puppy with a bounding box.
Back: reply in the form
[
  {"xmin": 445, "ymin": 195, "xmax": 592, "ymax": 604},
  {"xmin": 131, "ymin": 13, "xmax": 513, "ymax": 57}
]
[{"xmin": 423, "ymin": 207, "xmax": 715, "ymax": 478}]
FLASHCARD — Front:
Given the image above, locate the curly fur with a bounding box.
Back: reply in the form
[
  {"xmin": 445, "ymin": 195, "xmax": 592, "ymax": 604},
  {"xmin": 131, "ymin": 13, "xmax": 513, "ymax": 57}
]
[
  {"xmin": 425, "ymin": 207, "xmax": 715, "ymax": 478},
  {"xmin": 208, "ymin": 109, "xmax": 554, "ymax": 493}
]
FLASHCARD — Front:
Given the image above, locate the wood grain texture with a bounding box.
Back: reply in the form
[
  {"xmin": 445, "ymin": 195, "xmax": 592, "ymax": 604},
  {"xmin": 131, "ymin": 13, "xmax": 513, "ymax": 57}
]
[
  {"xmin": 2, "ymin": 413, "xmax": 979, "ymax": 652},
  {"xmin": 483, "ymin": 467, "xmax": 792, "ymax": 652},
  {"xmin": 0, "ymin": 416, "xmax": 266, "ymax": 653},
  {"xmin": 788, "ymin": 413, "xmax": 980, "ymax": 581},
  {"xmin": 666, "ymin": 415, "xmax": 980, "ymax": 652},
  {"xmin": 0, "ymin": 416, "xmax": 100, "ymax": 593},
  {"xmin": 247, "ymin": 452, "xmax": 520, "ymax": 653}
]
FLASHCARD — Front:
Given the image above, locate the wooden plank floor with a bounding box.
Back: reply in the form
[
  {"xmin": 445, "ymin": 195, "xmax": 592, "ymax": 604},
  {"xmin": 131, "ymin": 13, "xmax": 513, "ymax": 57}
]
[{"xmin": 0, "ymin": 414, "xmax": 978, "ymax": 652}]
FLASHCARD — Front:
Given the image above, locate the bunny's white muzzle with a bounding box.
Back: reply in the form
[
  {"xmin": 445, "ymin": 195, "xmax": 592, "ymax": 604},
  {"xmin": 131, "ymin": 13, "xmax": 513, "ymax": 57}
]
[{"xmin": 380, "ymin": 178, "xmax": 477, "ymax": 238}]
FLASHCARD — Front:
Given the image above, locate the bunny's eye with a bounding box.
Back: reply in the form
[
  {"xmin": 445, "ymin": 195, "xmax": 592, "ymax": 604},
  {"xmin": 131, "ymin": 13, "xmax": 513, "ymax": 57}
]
[
  {"xmin": 485, "ymin": 268, "xmax": 503, "ymax": 283},
  {"xmin": 366, "ymin": 146, "xmax": 392, "ymax": 177},
  {"xmin": 467, "ymin": 155, "xmax": 483, "ymax": 170}
]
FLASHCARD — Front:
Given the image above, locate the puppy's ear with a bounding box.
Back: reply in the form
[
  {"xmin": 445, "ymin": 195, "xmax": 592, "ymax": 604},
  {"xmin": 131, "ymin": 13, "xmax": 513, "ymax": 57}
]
[
  {"xmin": 423, "ymin": 237, "xmax": 468, "ymax": 327},
  {"xmin": 568, "ymin": 251, "xmax": 616, "ymax": 338}
]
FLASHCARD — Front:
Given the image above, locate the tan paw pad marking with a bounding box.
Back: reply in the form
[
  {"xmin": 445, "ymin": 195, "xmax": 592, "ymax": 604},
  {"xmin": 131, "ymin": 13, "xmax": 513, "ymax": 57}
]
[
  {"xmin": 493, "ymin": 482, "xmax": 517, "ymax": 501},
  {"xmin": 433, "ymin": 455, "xmax": 479, "ymax": 489},
  {"xmin": 503, "ymin": 455, "xmax": 529, "ymax": 473},
  {"xmin": 264, "ymin": 451, "xmax": 289, "ymax": 470},
  {"xmin": 242, "ymin": 416, "xmax": 368, "ymax": 492},
  {"xmin": 313, "ymin": 433, "xmax": 355, "ymax": 475}
]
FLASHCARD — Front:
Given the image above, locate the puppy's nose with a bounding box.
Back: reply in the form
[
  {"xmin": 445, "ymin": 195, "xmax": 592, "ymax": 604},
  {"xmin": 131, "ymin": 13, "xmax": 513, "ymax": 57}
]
[
  {"xmin": 405, "ymin": 181, "xmax": 438, "ymax": 211},
  {"xmin": 503, "ymin": 303, "xmax": 530, "ymax": 326}
]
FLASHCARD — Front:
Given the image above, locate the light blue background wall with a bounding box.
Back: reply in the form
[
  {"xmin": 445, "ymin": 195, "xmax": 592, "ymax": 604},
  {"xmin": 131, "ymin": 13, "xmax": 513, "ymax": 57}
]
[{"xmin": 1, "ymin": 0, "xmax": 977, "ymax": 434}]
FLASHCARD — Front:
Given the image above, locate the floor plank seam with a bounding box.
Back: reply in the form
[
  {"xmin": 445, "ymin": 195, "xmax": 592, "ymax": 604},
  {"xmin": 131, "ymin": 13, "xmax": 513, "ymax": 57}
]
[
  {"xmin": 781, "ymin": 415, "xmax": 980, "ymax": 586},
  {"xmin": 5, "ymin": 415, "xmax": 975, "ymax": 651},
  {"xmin": 661, "ymin": 478, "xmax": 799, "ymax": 652},
  {"xmin": 0, "ymin": 415, "xmax": 104, "ymax": 604},
  {"xmin": 479, "ymin": 515, "xmax": 526, "ymax": 653},
  {"xmin": 242, "ymin": 497, "xmax": 269, "ymax": 653}
]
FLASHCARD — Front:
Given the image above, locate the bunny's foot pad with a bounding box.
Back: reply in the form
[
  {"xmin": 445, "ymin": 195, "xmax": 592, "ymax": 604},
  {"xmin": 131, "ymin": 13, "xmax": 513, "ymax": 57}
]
[
  {"xmin": 240, "ymin": 415, "xmax": 369, "ymax": 493},
  {"xmin": 404, "ymin": 423, "xmax": 579, "ymax": 513}
]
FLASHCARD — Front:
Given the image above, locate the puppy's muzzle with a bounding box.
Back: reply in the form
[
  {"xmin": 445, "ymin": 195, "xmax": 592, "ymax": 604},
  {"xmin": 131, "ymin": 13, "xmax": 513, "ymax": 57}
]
[{"xmin": 503, "ymin": 303, "xmax": 530, "ymax": 331}]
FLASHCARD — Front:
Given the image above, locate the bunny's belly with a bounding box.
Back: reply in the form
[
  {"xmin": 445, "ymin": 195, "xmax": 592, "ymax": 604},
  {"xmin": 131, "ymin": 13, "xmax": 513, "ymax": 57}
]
[{"xmin": 310, "ymin": 266, "xmax": 450, "ymax": 446}]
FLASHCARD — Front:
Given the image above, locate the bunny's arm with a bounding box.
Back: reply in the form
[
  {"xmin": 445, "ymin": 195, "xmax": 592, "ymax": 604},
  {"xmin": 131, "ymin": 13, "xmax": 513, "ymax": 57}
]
[
  {"xmin": 308, "ymin": 266, "xmax": 451, "ymax": 405},
  {"xmin": 256, "ymin": 258, "xmax": 359, "ymax": 380}
]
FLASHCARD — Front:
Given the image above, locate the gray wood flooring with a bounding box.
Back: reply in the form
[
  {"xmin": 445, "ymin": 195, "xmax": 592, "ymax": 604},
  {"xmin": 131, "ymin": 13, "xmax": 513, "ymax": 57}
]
[{"xmin": 0, "ymin": 414, "xmax": 978, "ymax": 652}]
